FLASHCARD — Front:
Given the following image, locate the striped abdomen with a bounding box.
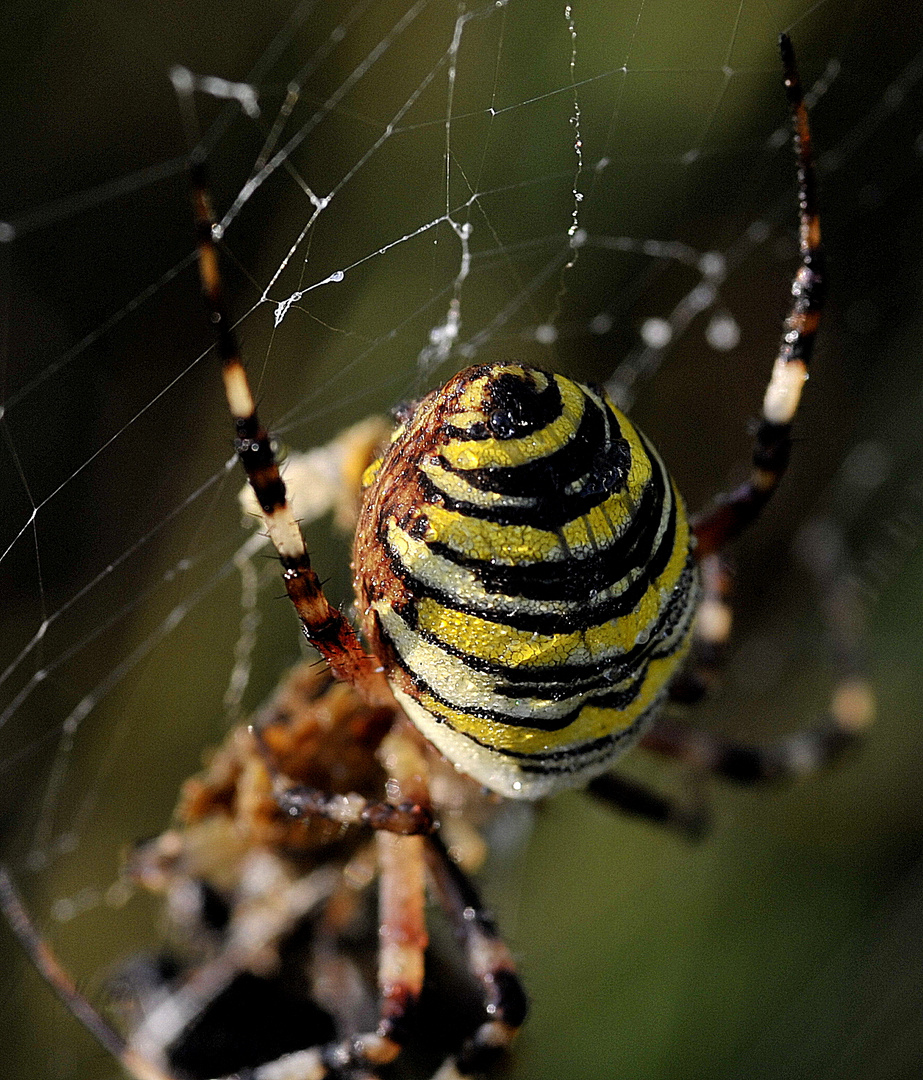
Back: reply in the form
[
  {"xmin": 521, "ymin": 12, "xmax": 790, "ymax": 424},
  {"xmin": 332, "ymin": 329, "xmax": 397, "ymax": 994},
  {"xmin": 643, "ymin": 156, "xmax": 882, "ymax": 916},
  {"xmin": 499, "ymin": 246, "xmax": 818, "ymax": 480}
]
[{"xmin": 354, "ymin": 363, "xmax": 697, "ymax": 798}]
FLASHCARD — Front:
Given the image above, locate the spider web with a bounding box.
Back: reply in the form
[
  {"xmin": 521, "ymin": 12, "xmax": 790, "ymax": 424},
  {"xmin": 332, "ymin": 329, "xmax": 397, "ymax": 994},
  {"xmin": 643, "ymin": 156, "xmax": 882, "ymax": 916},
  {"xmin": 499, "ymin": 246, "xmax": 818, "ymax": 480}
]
[{"xmin": 2, "ymin": 0, "xmax": 923, "ymax": 1078}]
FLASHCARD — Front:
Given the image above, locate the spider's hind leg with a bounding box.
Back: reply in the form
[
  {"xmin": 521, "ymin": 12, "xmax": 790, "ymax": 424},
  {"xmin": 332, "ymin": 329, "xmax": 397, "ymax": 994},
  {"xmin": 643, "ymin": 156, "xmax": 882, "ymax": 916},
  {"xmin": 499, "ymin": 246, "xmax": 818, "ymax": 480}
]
[
  {"xmin": 644, "ymin": 512, "xmax": 874, "ymax": 786},
  {"xmin": 585, "ymin": 769, "xmax": 710, "ymax": 840},
  {"xmin": 424, "ymin": 833, "xmax": 528, "ymax": 1077},
  {"xmin": 649, "ymin": 37, "xmax": 874, "ymax": 790},
  {"xmin": 668, "ymin": 553, "xmax": 733, "ymax": 706}
]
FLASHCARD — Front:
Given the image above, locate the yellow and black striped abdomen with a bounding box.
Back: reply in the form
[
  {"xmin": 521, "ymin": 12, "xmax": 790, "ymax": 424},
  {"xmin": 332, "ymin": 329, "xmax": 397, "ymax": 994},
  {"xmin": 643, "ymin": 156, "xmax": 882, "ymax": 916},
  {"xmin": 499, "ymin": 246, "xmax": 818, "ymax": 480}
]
[{"xmin": 354, "ymin": 364, "xmax": 698, "ymax": 798}]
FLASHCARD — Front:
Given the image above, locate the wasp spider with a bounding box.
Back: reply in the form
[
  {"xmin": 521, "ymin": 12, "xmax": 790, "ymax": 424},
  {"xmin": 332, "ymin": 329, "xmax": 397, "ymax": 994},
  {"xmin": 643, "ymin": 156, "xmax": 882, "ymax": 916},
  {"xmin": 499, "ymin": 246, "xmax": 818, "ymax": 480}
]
[{"xmin": 1, "ymin": 33, "xmax": 875, "ymax": 1080}]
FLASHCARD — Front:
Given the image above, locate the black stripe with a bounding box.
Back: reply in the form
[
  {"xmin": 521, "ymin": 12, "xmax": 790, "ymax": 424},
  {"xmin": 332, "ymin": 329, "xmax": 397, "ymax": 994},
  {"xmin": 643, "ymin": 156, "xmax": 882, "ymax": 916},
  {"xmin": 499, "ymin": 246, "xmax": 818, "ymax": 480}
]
[
  {"xmin": 420, "ymin": 697, "xmax": 656, "ymax": 770},
  {"xmin": 399, "ymin": 471, "xmax": 668, "ymax": 608},
  {"xmin": 440, "ymin": 387, "xmax": 615, "ymax": 498},
  {"xmin": 233, "ymin": 419, "xmax": 287, "ymax": 513},
  {"xmin": 412, "ymin": 427, "xmax": 672, "ymax": 603},
  {"xmin": 379, "ymin": 550, "xmax": 695, "ymax": 690},
  {"xmin": 390, "ymin": 648, "xmax": 651, "ymax": 733},
  {"xmin": 485, "ymin": 555, "xmax": 696, "ymax": 694},
  {"xmin": 425, "ymin": 478, "xmax": 662, "ymax": 598},
  {"xmin": 418, "ymin": 428, "xmax": 632, "ymax": 530},
  {"xmin": 392, "ymin": 488, "xmax": 677, "ymax": 635},
  {"xmin": 753, "ymin": 419, "xmax": 792, "ymax": 475},
  {"xmin": 443, "ymin": 370, "xmax": 563, "ymax": 441},
  {"xmin": 646, "ymin": 559, "xmax": 698, "ymax": 658},
  {"xmin": 515, "ymin": 729, "xmax": 640, "ymax": 773},
  {"xmin": 492, "ymin": 664, "xmax": 640, "ymax": 700}
]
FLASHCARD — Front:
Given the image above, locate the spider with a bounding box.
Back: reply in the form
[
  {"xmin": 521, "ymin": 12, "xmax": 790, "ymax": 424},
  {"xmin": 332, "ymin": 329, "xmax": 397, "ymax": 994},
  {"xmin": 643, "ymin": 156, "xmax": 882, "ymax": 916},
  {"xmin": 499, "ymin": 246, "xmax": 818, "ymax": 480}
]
[{"xmin": 1, "ymin": 33, "xmax": 876, "ymax": 1080}]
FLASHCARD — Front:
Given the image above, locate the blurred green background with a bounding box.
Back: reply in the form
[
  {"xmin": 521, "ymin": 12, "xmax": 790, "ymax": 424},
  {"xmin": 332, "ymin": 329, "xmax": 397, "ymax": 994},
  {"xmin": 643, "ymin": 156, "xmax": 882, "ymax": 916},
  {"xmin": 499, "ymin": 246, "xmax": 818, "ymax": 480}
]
[{"xmin": 2, "ymin": 1, "xmax": 923, "ymax": 1078}]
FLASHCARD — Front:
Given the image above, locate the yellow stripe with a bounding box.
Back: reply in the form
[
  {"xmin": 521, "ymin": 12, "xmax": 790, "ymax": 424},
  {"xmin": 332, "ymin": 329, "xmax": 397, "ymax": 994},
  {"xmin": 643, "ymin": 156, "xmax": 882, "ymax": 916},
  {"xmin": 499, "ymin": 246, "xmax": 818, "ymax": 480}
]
[
  {"xmin": 416, "ymin": 583, "xmax": 644, "ymax": 667},
  {"xmin": 420, "ymin": 422, "xmax": 656, "ymax": 565},
  {"xmin": 609, "ymin": 400, "xmax": 659, "ymax": 503},
  {"xmin": 377, "ymin": 599, "xmax": 639, "ymax": 725},
  {"xmin": 414, "ymin": 645, "xmax": 688, "ymax": 754},
  {"xmin": 385, "ymin": 518, "xmax": 645, "ymax": 618},
  {"xmin": 421, "ymin": 478, "xmax": 647, "ymax": 564},
  {"xmin": 419, "ymin": 459, "xmax": 523, "ymax": 508},
  {"xmin": 414, "ymin": 548, "xmax": 670, "ymax": 669},
  {"xmin": 442, "ymin": 375, "xmax": 585, "ymax": 470},
  {"xmin": 413, "ymin": 477, "xmax": 689, "ymax": 669},
  {"xmin": 421, "ymin": 506, "xmax": 560, "ymax": 564}
]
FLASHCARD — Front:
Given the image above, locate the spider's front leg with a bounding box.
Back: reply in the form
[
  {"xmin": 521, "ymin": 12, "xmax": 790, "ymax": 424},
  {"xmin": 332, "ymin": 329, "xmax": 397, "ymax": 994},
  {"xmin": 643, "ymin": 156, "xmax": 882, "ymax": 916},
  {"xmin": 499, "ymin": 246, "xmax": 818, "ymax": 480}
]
[
  {"xmin": 639, "ymin": 35, "xmax": 874, "ymax": 787},
  {"xmin": 186, "ymin": 152, "xmax": 392, "ymax": 708},
  {"xmin": 188, "ymin": 150, "xmax": 444, "ymax": 838},
  {"xmin": 691, "ymin": 34, "xmax": 825, "ymax": 561}
]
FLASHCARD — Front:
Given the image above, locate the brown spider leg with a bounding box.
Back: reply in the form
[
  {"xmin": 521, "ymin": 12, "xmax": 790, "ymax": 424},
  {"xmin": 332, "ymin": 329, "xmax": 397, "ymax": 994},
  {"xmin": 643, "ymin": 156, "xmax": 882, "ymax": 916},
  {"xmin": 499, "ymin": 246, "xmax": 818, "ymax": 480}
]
[
  {"xmin": 236, "ymin": 727, "xmax": 432, "ymax": 1080},
  {"xmin": 424, "ymin": 833, "xmax": 528, "ymax": 1074},
  {"xmin": 641, "ymin": 513, "xmax": 875, "ymax": 784},
  {"xmin": 185, "ymin": 151, "xmax": 390, "ymax": 706},
  {"xmin": 0, "ymin": 866, "xmax": 182, "ymax": 1080},
  {"xmin": 669, "ymin": 553, "xmax": 734, "ymax": 705},
  {"xmin": 693, "ymin": 33, "xmax": 825, "ymax": 561},
  {"xmin": 233, "ymin": 840, "xmax": 423, "ymax": 1080},
  {"xmin": 640, "ymin": 40, "xmax": 875, "ymax": 789},
  {"xmin": 251, "ymin": 724, "xmax": 436, "ymax": 836}
]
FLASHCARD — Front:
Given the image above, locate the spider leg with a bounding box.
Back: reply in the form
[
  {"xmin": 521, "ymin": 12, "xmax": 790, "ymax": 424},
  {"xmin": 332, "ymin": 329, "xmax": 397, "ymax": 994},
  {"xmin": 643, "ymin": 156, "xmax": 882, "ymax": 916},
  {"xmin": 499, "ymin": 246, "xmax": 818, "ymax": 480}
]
[
  {"xmin": 692, "ymin": 34, "xmax": 825, "ymax": 560},
  {"xmin": 639, "ymin": 712, "xmax": 860, "ymax": 785},
  {"xmin": 245, "ymin": 676, "xmax": 436, "ymax": 836},
  {"xmin": 0, "ymin": 866, "xmax": 181, "ymax": 1080},
  {"xmin": 271, "ymin": 778, "xmax": 437, "ymax": 835},
  {"xmin": 183, "ymin": 147, "xmax": 390, "ymax": 706},
  {"xmin": 424, "ymin": 833, "xmax": 528, "ymax": 1075},
  {"xmin": 585, "ymin": 770, "xmax": 709, "ymax": 839},
  {"xmin": 642, "ymin": 512, "xmax": 875, "ymax": 784},
  {"xmin": 254, "ymin": 724, "xmax": 436, "ymax": 836},
  {"xmin": 649, "ymin": 38, "xmax": 875, "ymax": 788},
  {"xmin": 249, "ymin": 730, "xmax": 527, "ymax": 1080}
]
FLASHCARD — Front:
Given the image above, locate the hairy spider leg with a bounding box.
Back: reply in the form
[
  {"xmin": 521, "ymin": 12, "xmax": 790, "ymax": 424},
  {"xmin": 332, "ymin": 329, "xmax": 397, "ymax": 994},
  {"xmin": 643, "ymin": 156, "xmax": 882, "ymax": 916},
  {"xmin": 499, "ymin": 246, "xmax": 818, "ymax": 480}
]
[
  {"xmin": 593, "ymin": 34, "xmax": 874, "ymax": 812},
  {"xmin": 0, "ymin": 867, "xmax": 177, "ymax": 1080},
  {"xmin": 187, "ymin": 154, "xmax": 391, "ymax": 707},
  {"xmin": 692, "ymin": 34, "xmax": 826, "ymax": 559},
  {"xmin": 184, "ymin": 148, "xmax": 435, "ymax": 837}
]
